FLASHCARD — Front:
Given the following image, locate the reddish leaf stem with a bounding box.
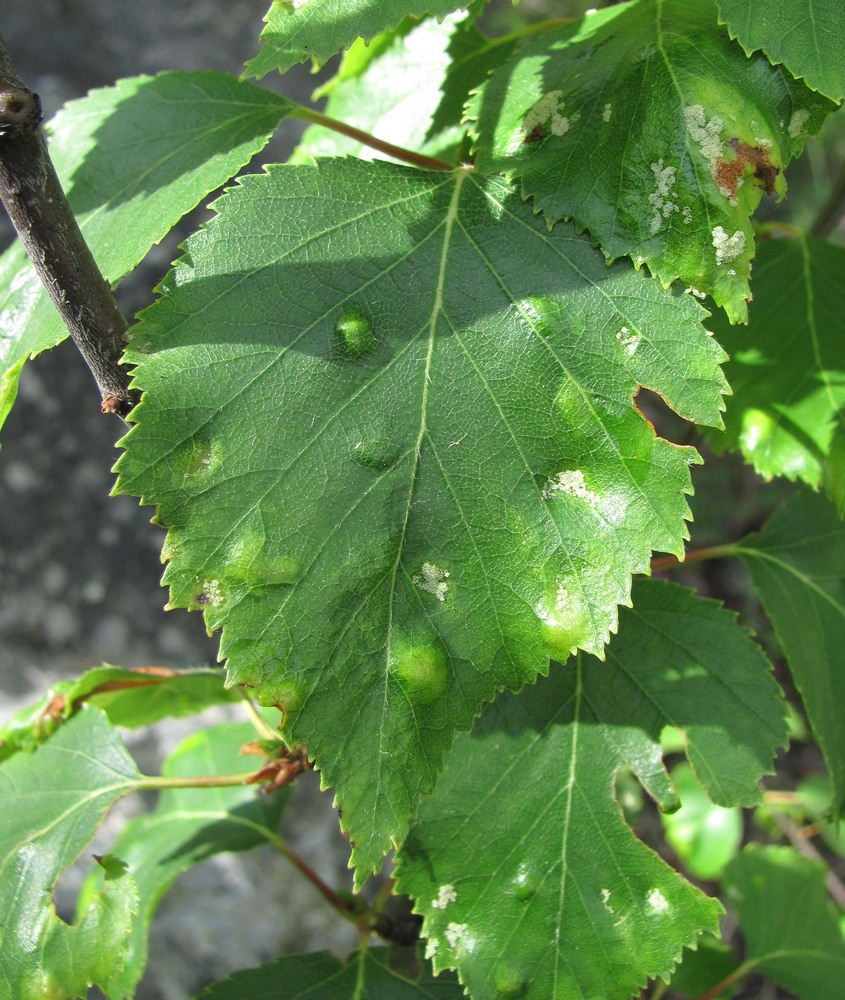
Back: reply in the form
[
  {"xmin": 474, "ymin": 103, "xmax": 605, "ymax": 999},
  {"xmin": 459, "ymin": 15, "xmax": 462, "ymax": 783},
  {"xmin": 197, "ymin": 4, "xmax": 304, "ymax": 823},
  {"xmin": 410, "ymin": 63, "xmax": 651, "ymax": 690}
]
[
  {"xmin": 650, "ymin": 543, "xmax": 738, "ymax": 573},
  {"xmin": 292, "ymin": 106, "xmax": 456, "ymax": 172},
  {"xmin": 0, "ymin": 35, "xmax": 138, "ymax": 416}
]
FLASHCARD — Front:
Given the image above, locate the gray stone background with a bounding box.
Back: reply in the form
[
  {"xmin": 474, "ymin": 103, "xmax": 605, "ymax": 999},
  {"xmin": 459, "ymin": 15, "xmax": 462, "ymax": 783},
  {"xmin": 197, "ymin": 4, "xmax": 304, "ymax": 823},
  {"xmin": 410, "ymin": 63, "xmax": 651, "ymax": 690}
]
[{"xmin": 0, "ymin": 2, "xmax": 359, "ymax": 997}]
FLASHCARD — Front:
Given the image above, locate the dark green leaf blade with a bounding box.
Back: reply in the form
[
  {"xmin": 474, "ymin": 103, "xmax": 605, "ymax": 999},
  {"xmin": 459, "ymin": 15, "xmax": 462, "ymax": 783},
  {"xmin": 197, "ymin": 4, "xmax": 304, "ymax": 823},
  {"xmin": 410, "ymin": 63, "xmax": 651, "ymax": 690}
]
[
  {"xmin": 197, "ymin": 946, "xmax": 464, "ymax": 999},
  {"xmin": 724, "ymin": 845, "xmax": 845, "ymax": 999},
  {"xmin": 244, "ymin": 0, "xmax": 470, "ymax": 80},
  {"xmin": 0, "ymin": 71, "xmax": 292, "ymax": 432},
  {"xmin": 0, "ymin": 707, "xmax": 141, "ymax": 999},
  {"xmin": 396, "ymin": 579, "xmax": 784, "ymax": 999},
  {"xmin": 114, "ymin": 159, "xmax": 727, "ymax": 883},
  {"xmin": 78, "ymin": 721, "xmax": 289, "ymax": 999},
  {"xmin": 707, "ymin": 237, "xmax": 845, "ymax": 512},
  {"xmin": 0, "ymin": 665, "xmax": 239, "ymax": 762},
  {"xmin": 718, "ymin": 0, "xmax": 845, "ymax": 102},
  {"xmin": 737, "ymin": 489, "xmax": 845, "ymax": 810},
  {"xmin": 471, "ymin": 0, "xmax": 834, "ymax": 322}
]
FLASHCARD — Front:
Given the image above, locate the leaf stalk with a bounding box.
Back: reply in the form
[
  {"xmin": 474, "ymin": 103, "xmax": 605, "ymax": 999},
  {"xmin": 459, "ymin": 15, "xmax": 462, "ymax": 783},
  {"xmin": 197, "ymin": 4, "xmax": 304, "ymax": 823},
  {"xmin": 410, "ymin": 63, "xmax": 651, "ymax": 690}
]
[{"xmin": 291, "ymin": 105, "xmax": 456, "ymax": 172}]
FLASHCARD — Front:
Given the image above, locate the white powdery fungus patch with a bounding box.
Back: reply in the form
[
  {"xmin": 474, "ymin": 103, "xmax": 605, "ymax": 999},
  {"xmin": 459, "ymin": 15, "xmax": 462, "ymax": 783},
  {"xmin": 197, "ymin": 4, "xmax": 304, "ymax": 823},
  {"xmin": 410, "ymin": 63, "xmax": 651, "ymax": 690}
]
[
  {"xmin": 682, "ymin": 206, "xmax": 693, "ymax": 225},
  {"xmin": 616, "ymin": 325, "xmax": 641, "ymax": 355},
  {"xmin": 602, "ymin": 102, "xmax": 613, "ymax": 122},
  {"xmin": 647, "ymin": 888, "xmax": 670, "ymax": 914},
  {"xmin": 524, "ymin": 90, "xmax": 578, "ymax": 138},
  {"xmin": 201, "ymin": 580, "xmax": 223, "ymax": 608},
  {"xmin": 712, "ymin": 225, "xmax": 746, "ymax": 266},
  {"xmin": 413, "ymin": 562, "xmax": 450, "ymax": 602},
  {"xmin": 542, "ymin": 470, "xmax": 600, "ymax": 507},
  {"xmin": 788, "ymin": 108, "xmax": 810, "ymax": 138},
  {"xmin": 684, "ymin": 104, "xmax": 729, "ymax": 196},
  {"xmin": 425, "ymin": 938, "xmax": 440, "ymax": 959},
  {"xmin": 601, "ymin": 888, "xmax": 614, "ymax": 913},
  {"xmin": 432, "ymin": 884, "xmax": 457, "ymax": 910},
  {"xmin": 648, "ymin": 159, "xmax": 679, "ymax": 234},
  {"xmin": 445, "ymin": 922, "xmax": 471, "ymax": 951}
]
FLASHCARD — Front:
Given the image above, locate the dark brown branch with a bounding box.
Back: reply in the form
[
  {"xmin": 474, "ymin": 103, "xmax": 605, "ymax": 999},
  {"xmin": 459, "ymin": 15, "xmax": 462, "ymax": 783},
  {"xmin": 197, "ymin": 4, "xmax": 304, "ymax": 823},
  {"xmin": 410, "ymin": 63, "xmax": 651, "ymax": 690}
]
[{"xmin": 0, "ymin": 35, "xmax": 138, "ymax": 417}]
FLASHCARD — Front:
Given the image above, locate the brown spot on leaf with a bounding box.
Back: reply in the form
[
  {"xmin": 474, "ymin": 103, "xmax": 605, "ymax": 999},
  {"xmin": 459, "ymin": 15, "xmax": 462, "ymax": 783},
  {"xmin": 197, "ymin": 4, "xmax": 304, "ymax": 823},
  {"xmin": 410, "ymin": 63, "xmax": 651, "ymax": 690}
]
[
  {"xmin": 524, "ymin": 123, "xmax": 544, "ymax": 143},
  {"xmin": 716, "ymin": 139, "xmax": 779, "ymax": 200}
]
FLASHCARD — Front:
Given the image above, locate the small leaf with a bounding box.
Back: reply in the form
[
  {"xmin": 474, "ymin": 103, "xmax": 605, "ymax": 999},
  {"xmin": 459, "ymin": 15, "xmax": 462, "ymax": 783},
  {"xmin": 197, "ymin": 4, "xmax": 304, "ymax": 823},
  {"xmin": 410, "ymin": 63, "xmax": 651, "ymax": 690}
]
[
  {"xmin": 0, "ymin": 707, "xmax": 141, "ymax": 999},
  {"xmin": 470, "ymin": 0, "xmax": 835, "ymax": 321},
  {"xmin": 78, "ymin": 721, "xmax": 289, "ymax": 999},
  {"xmin": 115, "ymin": 159, "xmax": 728, "ymax": 883},
  {"xmin": 718, "ymin": 0, "xmax": 845, "ymax": 102},
  {"xmin": 244, "ymin": 0, "xmax": 470, "ymax": 80},
  {"xmin": 0, "ymin": 664, "xmax": 239, "ymax": 761},
  {"xmin": 0, "ymin": 72, "xmax": 292, "ymax": 435},
  {"xmin": 197, "ymin": 946, "xmax": 464, "ymax": 999},
  {"xmin": 724, "ymin": 845, "xmax": 845, "ymax": 999},
  {"xmin": 661, "ymin": 763, "xmax": 742, "ymax": 879},
  {"xmin": 737, "ymin": 489, "xmax": 845, "ymax": 811},
  {"xmin": 395, "ymin": 580, "xmax": 784, "ymax": 1000},
  {"xmin": 707, "ymin": 236, "xmax": 845, "ymax": 512}
]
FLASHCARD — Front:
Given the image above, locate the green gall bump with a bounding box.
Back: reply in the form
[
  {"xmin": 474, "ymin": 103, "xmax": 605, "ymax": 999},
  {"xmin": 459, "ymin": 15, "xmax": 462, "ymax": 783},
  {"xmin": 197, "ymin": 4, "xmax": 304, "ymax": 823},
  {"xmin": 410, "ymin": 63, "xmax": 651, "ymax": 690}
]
[
  {"xmin": 225, "ymin": 530, "xmax": 301, "ymax": 586},
  {"xmin": 174, "ymin": 438, "xmax": 221, "ymax": 481},
  {"xmin": 511, "ymin": 863, "xmax": 538, "ymax": 901},
  {"xmin": 334, "ymin": 310, "xmax": 377, "ymax": 358},
  {"xmin": 351, "ymin": 438, "xmax": 401, "ymax": 471},
  {"xmin": 390, "ymin": 642, "xmax": 447, "ymax": 704},
  {"xmin": 536, "ymin": 581, "xmax": 592, "ymax": 659},
  {"xmin": 739, "ymin": 407, "xmax": 776, "ymax": 454},
  {"xmin": 495, "ymin": 965, "xmax": 527, "ymax": 997}
]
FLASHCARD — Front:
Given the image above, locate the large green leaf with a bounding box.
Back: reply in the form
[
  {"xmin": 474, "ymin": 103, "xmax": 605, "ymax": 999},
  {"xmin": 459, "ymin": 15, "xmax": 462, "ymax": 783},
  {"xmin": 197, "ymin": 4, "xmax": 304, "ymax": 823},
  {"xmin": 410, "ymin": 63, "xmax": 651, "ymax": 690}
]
[
  {"xmin": 0, "ymin": 707, "xmax": 141, "ymax": 999},
  {"xmin": 0, "ymin": 72, "xmax": 292, "ymax": 433},
  {"xmin": 724, "ymin": 845, "xmax": 845, "ymax": 998},
  {"xmin": 718, "ymin": 0, "xmax": 845, "ymax": 102},
  {"xmin": 470, "ymin": 0, "xmax": 834, "ymax": 322},
  {"xmin": 115, "ymin": 158, "xmax": 727, "ymax": 882},
  {"xmin": 197, "ymin": 946, "xmax": 464, "ymax": 999},
  {"xmin": 737, "ymin": 489, "xmax": 845, "ymax": 810},
  {"xmin": 0, "ymin": 665, "xmax": 239, "ymax": 762},
  {"xmin": 78, "ymin": 721, "xmax": 290, "ymax": 999},
  {"xmin": 244, "ymin": 0, "xmax": 469, "ymax": 80},
  {"xmin": 707, "ymin": 236, "xmax": 845, "ymax": 512},
  {"xmin": 396, "ymin": 580, "xmax": 784, "ymax": 1000},
  {"xmin": 292, "ymin": 13, "xmax": 484, "ymax": 165}
]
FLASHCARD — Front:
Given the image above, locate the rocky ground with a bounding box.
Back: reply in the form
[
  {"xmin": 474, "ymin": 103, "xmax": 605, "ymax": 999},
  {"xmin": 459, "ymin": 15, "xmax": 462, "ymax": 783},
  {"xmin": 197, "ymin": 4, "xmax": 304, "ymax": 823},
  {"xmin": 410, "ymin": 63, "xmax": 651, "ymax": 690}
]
[{"xmin": 0, "ymin": 3, "xmax": 359, "ymax": 996}]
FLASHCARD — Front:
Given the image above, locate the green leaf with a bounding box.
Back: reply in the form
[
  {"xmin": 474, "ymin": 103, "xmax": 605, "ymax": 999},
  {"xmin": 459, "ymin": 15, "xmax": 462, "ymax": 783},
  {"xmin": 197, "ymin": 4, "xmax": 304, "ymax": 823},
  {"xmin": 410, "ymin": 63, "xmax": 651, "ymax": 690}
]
[
  {"xmin": 718, "ymin": 0, "xmax": 845, "ymax": 102},
  {"xmin": 707, "ymin": 236, "xmax": 845, "ymax": 512},
  {"xmin": 724, "ymin": 845, "xmax": 845, "ymax": 999},
  {"xmin": 395, "ymin": 579, "xmax": 784, "ymax": 999},
  {"xmin": 470, "ymin": 0, "xmax": 834, "ymax": 322},
  {"xmin": 0, "ymin": 665, "xmax": 239, "ymax": 762},
  {"xmin": 244, "ymin": 0, "xmax": 470, "ymax": 80},
  {"xmin": 737, "ymin": 489, "xmax": 845, "ymax": 811},
  {"xmin": 661, "ymin": 762, "xmax": 742, "ymax": 879},
  {"xmin": 197, "ymin": 946, "xmax": 464, "ymax": 998},
  {"xmin": 115, "ymin": 158, "xmax": 728, "ymax": 883},
  {"xmin": 0, "ymin": 72, "xmax": 292, "ymax": 433},
  {"xmin": 0, "ymin": 707, "xmax": 141, "ymax": 999},
  {"xmin": 292, "ymin": 13, "xmax": 486, "ymax": 165},
  {"xmin": 78, "ymin": 721, "xmax": 289, "ymax": 999}
]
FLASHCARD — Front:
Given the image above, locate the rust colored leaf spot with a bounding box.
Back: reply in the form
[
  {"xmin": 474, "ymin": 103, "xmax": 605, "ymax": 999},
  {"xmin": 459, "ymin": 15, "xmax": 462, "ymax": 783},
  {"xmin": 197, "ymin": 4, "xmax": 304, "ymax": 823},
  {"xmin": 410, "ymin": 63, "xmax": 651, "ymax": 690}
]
[
  {"xmin": 716, "ymin": 139, "xmax": 779, "ymax": 200},
  {"xmin": 524, "ymin": 123, "xmax": 544, "ymax": 144}
]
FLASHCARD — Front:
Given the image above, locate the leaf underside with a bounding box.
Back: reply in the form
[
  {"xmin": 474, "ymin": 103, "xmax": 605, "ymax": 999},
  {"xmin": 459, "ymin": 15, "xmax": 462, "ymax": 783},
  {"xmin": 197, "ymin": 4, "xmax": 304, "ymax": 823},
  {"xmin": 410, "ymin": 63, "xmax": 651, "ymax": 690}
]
[
  {"xmin": 470, "ymin": 0, "xmax": 834, "ymax": 322},
  {"xmin": 0, "ymin": 71, "xmax": 292, "ymax": 437},
  {"xmin": 396, "ymin": 580, "xmax": 785, "ymax": 1000},
  {"xmin": 115, "ymin": 157, "xmax": 727, "ymax": 883},
  {"xmin": 244, "ymin": 0, "xmax": 471, "ymax": 79},
  {"xmin": 0, "ymin": 708, "xmax": 140, "ymax": 999},
  {"xmin": 707, "ymin": 237, "xmax": 845, "ymax": 513}
]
